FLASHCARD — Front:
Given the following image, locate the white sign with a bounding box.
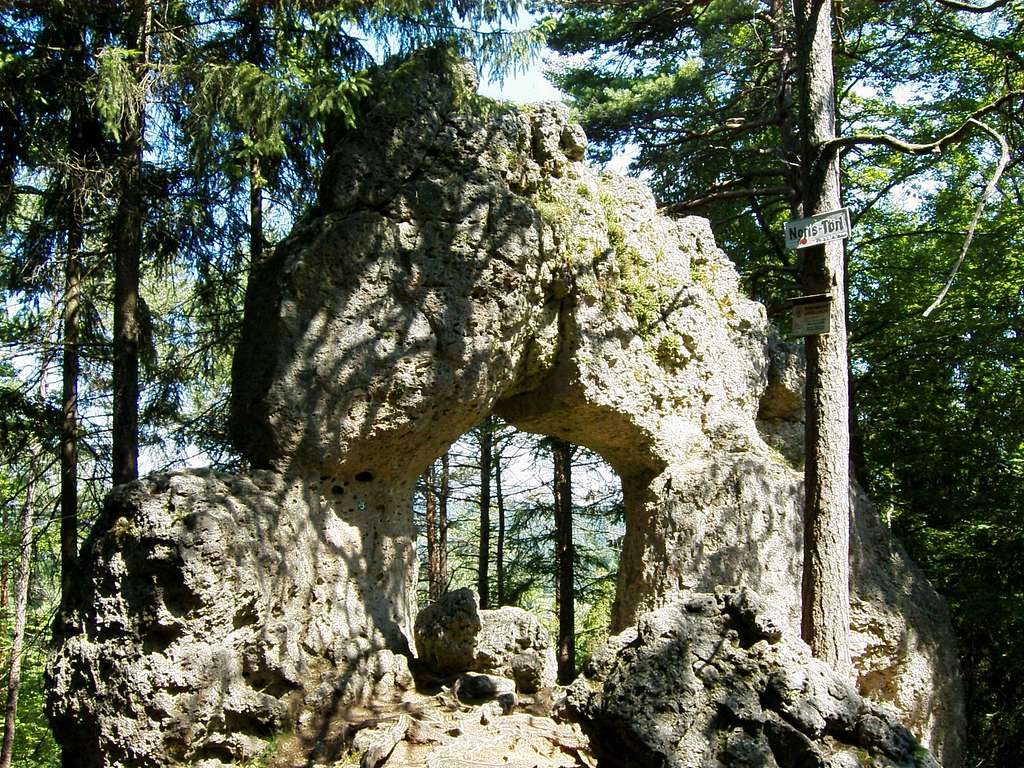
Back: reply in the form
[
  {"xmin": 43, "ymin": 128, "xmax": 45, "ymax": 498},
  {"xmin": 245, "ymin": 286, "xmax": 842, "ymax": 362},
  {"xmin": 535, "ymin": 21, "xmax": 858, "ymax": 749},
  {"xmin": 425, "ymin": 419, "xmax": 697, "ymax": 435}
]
[
  {"xmin": 784, "ymin": 207, "xmax": 851, "ymax": 249},
  {"xmin": 791, "ymin": 296, "xmax": 832, "ymax": 337}
]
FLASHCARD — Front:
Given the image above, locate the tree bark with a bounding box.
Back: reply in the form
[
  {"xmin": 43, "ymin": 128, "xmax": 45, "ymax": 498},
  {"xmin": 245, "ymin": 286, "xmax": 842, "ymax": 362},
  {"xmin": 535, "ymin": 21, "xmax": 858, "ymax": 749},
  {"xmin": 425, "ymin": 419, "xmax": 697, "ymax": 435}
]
[
  {"xmin": 0, "ymin": 450, "xmax": 38, "ymax": 768},
  {"xmin": 60, "ymin": 182, "xmax": 82, "ymax": 610},
  {"xmin": 245, "ymin": 3, "xmax": 265, "ymax": 266},
  {"xmin": 439, "ymin": 451, "xmax": 449, "ymax": 594},
  {"xmin": 424, "ymin": 462, "xmax": 441, "ymax": 602},
  {"xmin": 496, "ymin": 443, "xmax": 506, "ymax": 606},
  {"xmin": 795, "ymin": 0, "xmax": 852, "ymax": 676},
  {"xmin": 478, "ymin": 417, "xmax": 492, "ymax": 608},
  {"xmin": 112, "ymin": 0, "xmax": 149, "ymax": 486},
  {"xmin": 60, "ymin": 21, "xmax": 87, "ymax": 611},
  {"xmin": 552, "ymin": 438, "xmax": 575, "ymax": 684}
]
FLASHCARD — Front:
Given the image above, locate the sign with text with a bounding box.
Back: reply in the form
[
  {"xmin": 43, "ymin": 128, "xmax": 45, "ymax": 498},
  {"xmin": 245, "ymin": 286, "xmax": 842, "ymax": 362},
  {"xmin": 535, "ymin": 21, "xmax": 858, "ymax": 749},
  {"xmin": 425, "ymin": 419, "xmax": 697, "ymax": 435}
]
[
  {"xmin": 790, "ymin": 294, "xmax": 832, "ymax": 337},
  {"xmin": 784, "ymin": 207, "xmax": 851, "ymax": 249}
]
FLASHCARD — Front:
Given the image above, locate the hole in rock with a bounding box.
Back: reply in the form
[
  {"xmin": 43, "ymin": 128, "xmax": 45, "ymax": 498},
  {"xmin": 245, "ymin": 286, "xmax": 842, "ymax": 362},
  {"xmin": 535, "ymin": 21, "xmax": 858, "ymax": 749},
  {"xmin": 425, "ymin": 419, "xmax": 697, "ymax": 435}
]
[
  {"xmin": 411, "ymin": 414, "xmax": 624, "ymax": 677},
  {"xmin": 355, "ymin": 470, "xmax": 374, "ymax": 482}
]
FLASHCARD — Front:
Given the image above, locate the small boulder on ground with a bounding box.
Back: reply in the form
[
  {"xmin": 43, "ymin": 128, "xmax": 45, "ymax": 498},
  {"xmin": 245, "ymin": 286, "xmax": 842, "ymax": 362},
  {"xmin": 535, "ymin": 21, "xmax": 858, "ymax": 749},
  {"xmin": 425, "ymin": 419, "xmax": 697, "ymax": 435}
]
[{"xmin": 415, "ymin": 588, "xmax": 558, "ymax": 693}]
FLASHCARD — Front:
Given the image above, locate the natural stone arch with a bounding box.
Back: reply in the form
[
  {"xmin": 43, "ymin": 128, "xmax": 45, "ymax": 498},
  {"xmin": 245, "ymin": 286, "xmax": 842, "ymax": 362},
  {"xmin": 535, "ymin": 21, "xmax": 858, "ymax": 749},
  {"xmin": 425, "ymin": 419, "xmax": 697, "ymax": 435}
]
[
  {"xmin": 226, "ymin": 48, "xmax": 961, "ymax": 759},
  {"xmin": 48, "ymin": 47, "xmax": 963, "ymax": 767}
]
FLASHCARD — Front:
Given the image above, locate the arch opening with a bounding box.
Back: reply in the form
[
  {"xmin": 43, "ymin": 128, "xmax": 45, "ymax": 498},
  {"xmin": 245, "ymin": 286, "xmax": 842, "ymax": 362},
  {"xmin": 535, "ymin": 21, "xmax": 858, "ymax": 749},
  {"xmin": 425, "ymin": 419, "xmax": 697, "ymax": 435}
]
[{"xmin": 410, "ymin": 415, "xmax": 625, "ymax": 673}]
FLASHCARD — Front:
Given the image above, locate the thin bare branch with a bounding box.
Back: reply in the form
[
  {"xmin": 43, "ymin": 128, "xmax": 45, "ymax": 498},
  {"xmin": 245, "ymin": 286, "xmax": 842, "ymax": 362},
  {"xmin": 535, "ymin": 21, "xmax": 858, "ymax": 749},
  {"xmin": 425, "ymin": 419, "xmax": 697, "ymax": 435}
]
[
  {"xmin": 923, "ymin": 119, "xmax": 1011, "ymax": 317},
  {"xmin": 935, "ymin": 0, "xmax": 1013, "ymax": 11},
  {"xmin": 821, "ymin": 90, "xmax": 1023, "ymax": 158}
]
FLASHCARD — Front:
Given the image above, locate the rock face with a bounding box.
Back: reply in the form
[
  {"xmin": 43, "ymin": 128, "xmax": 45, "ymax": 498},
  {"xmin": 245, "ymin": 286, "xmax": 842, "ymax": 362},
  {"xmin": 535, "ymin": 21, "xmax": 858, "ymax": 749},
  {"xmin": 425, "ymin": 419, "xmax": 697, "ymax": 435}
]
[
  {"xmin": 47, "ymin": 470, "xmax": 414, "ymax": 766},
  {"xmin": 48, "ymin": 46, "xmax": 963, "ymax": 766},
  {"xmin": 414, "ymin": 587, "xmax": 557, "ymax": 693},
  {"xmin": 568, "ymin": 588, "xmax": 940, "ymax": 768}
]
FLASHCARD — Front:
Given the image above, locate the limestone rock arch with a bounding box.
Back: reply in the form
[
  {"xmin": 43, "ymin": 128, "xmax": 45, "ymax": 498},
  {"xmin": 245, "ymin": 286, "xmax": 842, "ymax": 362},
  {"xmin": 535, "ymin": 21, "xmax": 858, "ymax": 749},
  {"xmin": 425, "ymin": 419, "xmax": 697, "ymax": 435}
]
[{"xmin": 47, "ymin": 47, "xmax": 963, "ymax": 767}]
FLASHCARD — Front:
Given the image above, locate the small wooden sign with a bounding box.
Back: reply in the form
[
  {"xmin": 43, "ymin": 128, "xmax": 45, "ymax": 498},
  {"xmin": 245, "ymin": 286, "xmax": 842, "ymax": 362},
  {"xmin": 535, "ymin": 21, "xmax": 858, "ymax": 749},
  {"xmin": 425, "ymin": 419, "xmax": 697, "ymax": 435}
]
[
  {"xmin": 784, "ymin": 208, "xmax": 851, "ymax": 249},
  {"xmin": 790, "ymin": 294, "xmax": 832, "ymax": 337}
]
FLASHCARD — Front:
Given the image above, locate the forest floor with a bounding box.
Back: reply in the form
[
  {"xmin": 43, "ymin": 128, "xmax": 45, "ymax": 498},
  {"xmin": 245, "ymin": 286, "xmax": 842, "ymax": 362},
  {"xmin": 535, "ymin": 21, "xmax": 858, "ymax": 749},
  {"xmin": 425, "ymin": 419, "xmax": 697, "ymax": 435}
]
[{"xmin": 265, "ymin": 673, "xmax": 596, "ymax": 768}]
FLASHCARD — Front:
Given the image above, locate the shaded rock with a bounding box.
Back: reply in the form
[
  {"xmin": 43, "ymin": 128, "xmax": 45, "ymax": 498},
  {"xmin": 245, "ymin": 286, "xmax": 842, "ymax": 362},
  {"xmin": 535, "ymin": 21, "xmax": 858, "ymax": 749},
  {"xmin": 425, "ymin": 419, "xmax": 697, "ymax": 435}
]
[
  {"xmin": 49, "ymin": 46, "xmax": 963, "ymax": 767},
  {"xmin": 568, "ymin": 588, "xmax": 940, "ymax": 768},
  {"xmin": 455, "ymin": 672, "xmax": 518, "ymax": 713},
  {"xmin": 46, "ymin": 470, "xmax": 414, "ymax": 767},
  {"xmin": 415, "ymin": 588, "xmax": 557, "ymax": 693},
  {"xmin": 414, "ymin": 588, "xmax": 482, "ymax": 673}
]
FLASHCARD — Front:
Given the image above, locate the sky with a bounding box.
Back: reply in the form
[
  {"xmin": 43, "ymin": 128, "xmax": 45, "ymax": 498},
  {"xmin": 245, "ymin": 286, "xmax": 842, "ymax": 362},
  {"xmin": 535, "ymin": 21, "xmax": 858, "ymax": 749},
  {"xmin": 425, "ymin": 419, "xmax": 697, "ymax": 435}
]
[{"xmin": 479, "ymin": 64, "xmax": 565, "ymax": 103}]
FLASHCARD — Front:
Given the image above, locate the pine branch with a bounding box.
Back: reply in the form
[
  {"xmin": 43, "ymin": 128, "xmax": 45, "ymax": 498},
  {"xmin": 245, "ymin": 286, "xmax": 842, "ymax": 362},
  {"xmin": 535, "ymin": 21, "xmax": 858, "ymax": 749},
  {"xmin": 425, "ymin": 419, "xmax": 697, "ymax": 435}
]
[
  {"xmin": 662, "ymin": 185, "xmax": 792, "ymax": 214},
  {"xmin": 934, "ymin": 0, "xmax": 1014, "ymax": 11}
]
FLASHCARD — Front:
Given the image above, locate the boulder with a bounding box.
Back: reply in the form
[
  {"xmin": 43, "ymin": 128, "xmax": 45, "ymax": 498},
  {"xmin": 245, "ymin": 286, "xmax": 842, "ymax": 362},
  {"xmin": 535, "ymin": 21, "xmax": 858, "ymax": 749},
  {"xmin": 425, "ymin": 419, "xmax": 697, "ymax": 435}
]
[
  {"xmin": 568, "ymin": 588, "xmax": 940, "ymax": 768},
  {"xmin": 454, "ymin": 672, "xmax": 518, "ymax": 713},
  {"xmin": 414, "ymin": 588, "xmax": 557, "ymax": 693}
]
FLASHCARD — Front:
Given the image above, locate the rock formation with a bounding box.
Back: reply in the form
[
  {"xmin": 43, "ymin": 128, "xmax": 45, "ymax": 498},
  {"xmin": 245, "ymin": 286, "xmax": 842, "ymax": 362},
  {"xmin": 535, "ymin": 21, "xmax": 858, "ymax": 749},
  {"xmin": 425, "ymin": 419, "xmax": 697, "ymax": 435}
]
[
  {"xmin": 47, "ymin": 46, "xmax": 963, "ymax": 766},
  {"xmin": 414, "ymin": 587, "xmax": 558, "ymax": 693},
  {"xmin": 569, "ymin": 588, "xmax": 939, "ymax": 768}
]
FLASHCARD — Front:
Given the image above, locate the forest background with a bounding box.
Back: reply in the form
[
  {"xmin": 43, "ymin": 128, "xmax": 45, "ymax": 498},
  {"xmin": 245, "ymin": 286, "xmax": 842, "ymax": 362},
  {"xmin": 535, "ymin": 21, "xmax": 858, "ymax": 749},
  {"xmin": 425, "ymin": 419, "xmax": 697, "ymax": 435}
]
[{"xmin": 0, "ymin": 1, "xmax": 1021, "ymax": 766}]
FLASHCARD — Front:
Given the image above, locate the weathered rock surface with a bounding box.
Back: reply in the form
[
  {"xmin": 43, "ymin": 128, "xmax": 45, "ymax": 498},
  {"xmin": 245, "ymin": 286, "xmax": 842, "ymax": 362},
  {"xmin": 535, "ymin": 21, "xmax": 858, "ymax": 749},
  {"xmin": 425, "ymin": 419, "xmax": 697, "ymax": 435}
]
[
  {"xmin": 48, "ymin": 46, "xmax": 963, "ymax": 766},
  {"xmin": 568, "ymin": 588, "xmax": 939, "ymax": 768},
  {"xmin": 47, "ymin": 470, "xmax": 415, "ymax": 766},
  {"xmin": 415, "ymin": 587, "xmax": 557, "ymax": 693}
]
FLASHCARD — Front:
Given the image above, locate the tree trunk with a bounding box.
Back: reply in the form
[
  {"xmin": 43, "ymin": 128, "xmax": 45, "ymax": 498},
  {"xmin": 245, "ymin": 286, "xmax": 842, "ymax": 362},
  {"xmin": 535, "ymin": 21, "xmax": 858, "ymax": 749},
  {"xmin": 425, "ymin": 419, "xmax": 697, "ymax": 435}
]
[
  {"xmin": 0, "ymin": 450, "xmax": 38, "ymax": 768},
  {"xmin": 439, "ymin": 451, "xmax": 449, "ymax": 594},
  {"xmin": 245, "ymin": 3, "xmax": 265, "ymax": 266},
  {"xmin": 60, "ymin": 23, "xmax": 86, "ymax": 608},
  {"xmin": 60, "ymin": 189, "xmax": 82, "ymax": 609},
  {"xmin": 496, "ymin": 445, "xmax": 506, "ymax": 606},
  {"xmin": 250, "ymin": 155, "xmax": 263, "ymax": 264},
  {"xmin": 552, "ymin": 438, "xmax": 575, "ymax": 684},
  {"xmin": 478, "ymin": 416, "xmax": 492, "ymax": 609},
  {"xmin": 112, "ymin": 0, "xmax": 149, "ymax": 486},
  {"xmin": 795, "ymin": 0, "xmax": 851, "ymax": 676},
  {"xmin": 424, "ymin": 462, "xmax": 441, "ymax": 602}
]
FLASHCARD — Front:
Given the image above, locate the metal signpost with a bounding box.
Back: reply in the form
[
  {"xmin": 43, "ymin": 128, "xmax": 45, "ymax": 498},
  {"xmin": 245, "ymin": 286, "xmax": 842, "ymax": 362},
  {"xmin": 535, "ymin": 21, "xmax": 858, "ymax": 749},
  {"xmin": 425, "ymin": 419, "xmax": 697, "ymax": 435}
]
[{"xmin": 784, "ymin": 207, "xmax": 852, "ymax": 337}]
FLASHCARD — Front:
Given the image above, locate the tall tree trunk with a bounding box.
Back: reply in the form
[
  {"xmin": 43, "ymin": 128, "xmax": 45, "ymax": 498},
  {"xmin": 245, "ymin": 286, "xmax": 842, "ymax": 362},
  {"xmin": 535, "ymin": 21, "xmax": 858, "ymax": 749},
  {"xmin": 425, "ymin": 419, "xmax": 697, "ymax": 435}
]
[
  {"xmin": 60, "ymin": 22, "xmax": 87, "ymax": 609},
  {"xmin": 495, "ymin": 445, "xmax": 505, "ymax": 606},
  {"xmin": 60, "ymin": 187, "xmax": 82, "ymax": 609},
  {"xmin": 552, "ymin": 438, "xmax": 575, "ymax": 684},
  {"xmin": 112, "ymin": 0, "xmax": 149, "ymax": 486},
  {"xmin": 424, "ymin": 462, "xmax": 441, "ymax": 602},
  {"xmin": 439, "ymin": 451, "xmax": 449, "ymax": 594},
  {"xmin": 245, "ymin": 3, "xmax": 265, "ymax": 265},
  {"xmin": 795, "ymin": 0, "xmax": 851, "ymax": 676},
  {"xmin": 0, "ymin": 449, "xmax": 38, "ymax": 768},
  {"xmin": 250, "ymin": 155, "xmax": 263, "ymax": 264},
  {"xmin": 478, "ymin": 416, "xmax": 492, "ymax": 609}
]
